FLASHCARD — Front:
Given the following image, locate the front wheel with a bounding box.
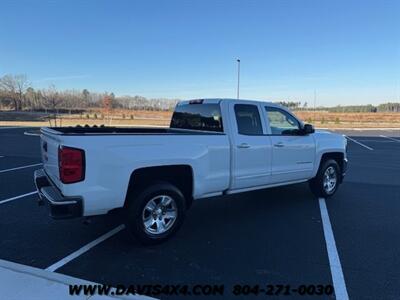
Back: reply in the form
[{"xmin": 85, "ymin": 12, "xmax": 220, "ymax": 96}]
[
  {"xmin": 125, "ymin": 182, "xmax": 186, "ymax": 245},
  {"xmin": 309, "ymin": 159, "xmax": 340, "ymax": 198}
]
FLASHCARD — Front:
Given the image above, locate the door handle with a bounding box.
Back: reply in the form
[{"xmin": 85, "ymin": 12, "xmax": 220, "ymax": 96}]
[
  {"xmin": 274, "ymin": 142, "xmax": 285, "ymax": 148},
  {"xmin": 237, "ymin": 143, "xmax": 251, "ymax": 149}
]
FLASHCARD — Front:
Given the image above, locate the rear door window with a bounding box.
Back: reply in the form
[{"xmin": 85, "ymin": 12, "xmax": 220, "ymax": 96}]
[{"xmin": 234, "ymin": 104, "xmax": 263, "ymax": 135}]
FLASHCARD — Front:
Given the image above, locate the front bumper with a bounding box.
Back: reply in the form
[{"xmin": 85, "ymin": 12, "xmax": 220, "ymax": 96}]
[
  {"xmin": 34, "ymin": 169, "xmax": 83, "ymax": 219},
  {"xmin": 340, "ymin": 157, "xmax": 348, "ymax": 182}
]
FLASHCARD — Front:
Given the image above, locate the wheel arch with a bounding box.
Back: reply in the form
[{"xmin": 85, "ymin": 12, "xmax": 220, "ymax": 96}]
[
  {"xmin": 125, "ymin": 164, "xmax": 194, "ymax": 209},
  {"xmin": 317, "ymin": 152, "xmax": 345, "ymax": 181}
]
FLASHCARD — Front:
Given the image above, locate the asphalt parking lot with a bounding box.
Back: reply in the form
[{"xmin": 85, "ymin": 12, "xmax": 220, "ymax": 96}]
[{"xmin": 0, "ymin": 126, "xmax": 399, "ymax": 299}]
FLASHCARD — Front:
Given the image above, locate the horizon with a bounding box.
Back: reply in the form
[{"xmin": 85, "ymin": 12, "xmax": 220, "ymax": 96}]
[{"xmin": 1, "ymin": 0, "xmax": 399, "ymax": 106}]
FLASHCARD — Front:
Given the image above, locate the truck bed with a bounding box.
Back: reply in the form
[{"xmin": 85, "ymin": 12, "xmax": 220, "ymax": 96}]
[
  {"xmin": 40, "ymin": 123, "xmax": 231, "ymax": 216},
  {"xmin": 42, "ymin": 126, "xmax": 224, "ymax": 135}
]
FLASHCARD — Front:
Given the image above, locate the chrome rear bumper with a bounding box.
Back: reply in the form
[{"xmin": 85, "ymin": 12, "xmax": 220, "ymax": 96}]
[{"xmin": 34, "ymin": 169, "xmax": 82, "ymax": 219}]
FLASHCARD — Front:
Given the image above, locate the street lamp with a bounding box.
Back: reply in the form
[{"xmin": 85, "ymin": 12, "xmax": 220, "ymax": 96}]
[{"xmin": 236, "ymin": 59, "xmax": 240, "ymax": 99}]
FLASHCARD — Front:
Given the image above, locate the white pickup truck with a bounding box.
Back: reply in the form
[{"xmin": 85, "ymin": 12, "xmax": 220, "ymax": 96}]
[{"xmin": 35, "ymin": 99, "xmax": 347, "ymax": 244}]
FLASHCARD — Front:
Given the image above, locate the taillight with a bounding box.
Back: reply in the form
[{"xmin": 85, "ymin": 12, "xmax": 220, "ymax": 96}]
[{"xmin": 58, "ymin": 146, "xmax": 85, "ymax": 184}]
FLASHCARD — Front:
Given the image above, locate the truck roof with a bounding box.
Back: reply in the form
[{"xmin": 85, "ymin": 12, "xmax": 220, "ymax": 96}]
[{"xmin": 178, "ymin": 98, "xmax": 282, "ymax": 107}]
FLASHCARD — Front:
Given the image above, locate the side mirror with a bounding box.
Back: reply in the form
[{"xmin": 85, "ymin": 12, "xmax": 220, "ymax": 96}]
[{"xmin": 302, "ymin": 123, "xmax": 315, "ymax": 134}]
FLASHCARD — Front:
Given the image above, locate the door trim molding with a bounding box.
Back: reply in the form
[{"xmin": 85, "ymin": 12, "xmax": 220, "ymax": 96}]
[{"xmin": 225, "ymin": 179, "xmax": 308, "ymax": 195}]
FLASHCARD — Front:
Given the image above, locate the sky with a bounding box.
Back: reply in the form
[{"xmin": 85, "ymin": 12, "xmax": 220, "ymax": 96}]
[{"xmin": 1, "ymin": 0, "xmax": 399, "ymax": 106}]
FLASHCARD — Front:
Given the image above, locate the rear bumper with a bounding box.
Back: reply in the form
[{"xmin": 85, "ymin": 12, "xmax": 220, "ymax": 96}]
[{"xmin": 34, "ymin": 169, "xmax": 83, "ymax": 219}]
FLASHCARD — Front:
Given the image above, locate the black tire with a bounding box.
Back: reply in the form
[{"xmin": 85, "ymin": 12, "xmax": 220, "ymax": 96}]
[
  {"xmin": 125, "ymin": 182, "xmax": 186, "ymax": 245},
  {"xmin": 309, "ymin": 159, "xmax": 340, "ymax": 198}
]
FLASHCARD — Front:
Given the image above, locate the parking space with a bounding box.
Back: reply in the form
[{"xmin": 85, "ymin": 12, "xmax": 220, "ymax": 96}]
[
  {"xmin": 0, "ymin": 172, "xmax": 37, "ymax": 204},
  {"xmin": 57, "ymin": 185, "xmax": 332, "ymax": 293},
  {"xmin": 0, "ymin": 127, "xmax": 399, "ymax": 299},
  {"xmin": 332, "ymin": 129, "xmax": 400, "ymax": 138},
  {"xmin": 327, "ymin": 182, "xmax": 400, "ymax": 299},
  {"xmin": 326, "ymin": 130, "xmax": 400, "ymax": 299},
  {"xmin": 342, "ymin": 135, "xmax": 400, "ymax": 186},
  {"xmin": 0, "ymin": 127, "xmax": 41, "ymax": 173},
  {"xmin": 0, "ymin": 193, "xmax": 121, "ymax": 268},
  {"xmin": 0, "ymin": 127, "xmax": 41, "ymax": 159}
]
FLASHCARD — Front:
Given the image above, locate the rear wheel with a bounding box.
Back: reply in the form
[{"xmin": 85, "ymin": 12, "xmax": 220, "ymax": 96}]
[
  {"xmin": 125, "ymin": 182, "xmax": 186, "ymax": 245},
  {"xmin": 309, "ymin": 159, "xmax": 340, "ymax": 198}
]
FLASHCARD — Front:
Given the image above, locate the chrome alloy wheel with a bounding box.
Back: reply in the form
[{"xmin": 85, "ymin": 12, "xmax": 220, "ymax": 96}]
[
  {"xmin": 323, "ymin": 166, "xmax": 337, "ymax": 194},
  {"xmin": 142, "ymin": 195, "xmax": 178, "ymax": 235}
]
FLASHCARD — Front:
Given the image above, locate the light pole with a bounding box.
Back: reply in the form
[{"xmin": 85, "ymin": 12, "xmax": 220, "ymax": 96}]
[
  {"xmin": 236, "ymin": 58, "xmax": 240, "ymax": 99},
  {"xmin": 313, "ymin": 89, "xmax": 317, "ymax": 122}
]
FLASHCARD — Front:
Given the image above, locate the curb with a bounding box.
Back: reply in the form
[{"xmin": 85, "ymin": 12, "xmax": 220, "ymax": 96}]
[{"xmin": 0, "ymin": 259, "xmax": 155, "ymax": 300}]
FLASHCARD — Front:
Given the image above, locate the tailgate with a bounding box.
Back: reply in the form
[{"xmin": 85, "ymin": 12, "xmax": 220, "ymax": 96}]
[{"xmin": 40, "ymin": 130, "xmax": 61, "ymax": 187}]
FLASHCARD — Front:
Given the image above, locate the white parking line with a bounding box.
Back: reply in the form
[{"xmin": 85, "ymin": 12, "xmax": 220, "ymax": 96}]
[
  {"xmin": 0, "ymin": 163, "xmax": 43, "ymax": 173},
  {"xmin": 379, "ymin": 135, "xmax": 400, "ymax": 142},
  {"xmin": 319, "ymin": 198, "xmax": 349, "ymax": 300},
  {"xmin": 344, "ymin": 135, "xmax": 373, "ymax": 150},
  {"xmin": 46, "ymin": 224, "xmax": 126, "ymax": 272},
  {"xmin": 0, "ymin": 191, "xmax": 38, "ymax": 205},
  {"xmin": 24, "ymin": 131, "xmax": 41, "ymax": 136},
  {"xmin": 0, "ymin": 126, "xmax": 31, "ymax": 129}
]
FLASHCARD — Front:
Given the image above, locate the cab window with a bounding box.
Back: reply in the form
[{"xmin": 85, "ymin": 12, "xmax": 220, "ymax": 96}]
[
  {"xmin": 234, "ymin": 104, "xmax": 263, "ymax": 135},
  {"xmin": 265, "ymin": 107, "xmax": 300, "ymax": 135},
  {"xmin": 170, "ymin": 103, "xmax": 223, "ymax": 132}
]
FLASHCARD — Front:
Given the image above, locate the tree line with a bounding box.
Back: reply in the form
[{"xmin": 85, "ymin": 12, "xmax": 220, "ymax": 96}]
[
  {"xmin": 279, "ymin": 101, "xmax": 400, "ymax": 113},
  {"xmin": 0, "ymin": 74, "xmax": 178, "ymax": 112},
  {"xmin": 326, "ymin": 103, "xmax": 400, "ymax": 113},
  {"xmin": 1, "ymin": 74, "xmax": 399, "ymax": 113}
]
